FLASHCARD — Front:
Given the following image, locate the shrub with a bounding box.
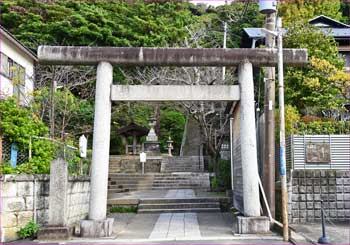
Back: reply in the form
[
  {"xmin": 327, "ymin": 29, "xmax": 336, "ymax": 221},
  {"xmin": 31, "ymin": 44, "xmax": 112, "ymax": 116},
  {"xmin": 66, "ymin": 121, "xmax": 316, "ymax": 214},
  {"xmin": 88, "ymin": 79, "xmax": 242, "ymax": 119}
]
[
  {"xmin": 17, "ymin": 220, "xmax": 39, "ymax": 239},
  {"xmin": 109, "ymin": 206, "xmax": 138, "ymax": 213}
]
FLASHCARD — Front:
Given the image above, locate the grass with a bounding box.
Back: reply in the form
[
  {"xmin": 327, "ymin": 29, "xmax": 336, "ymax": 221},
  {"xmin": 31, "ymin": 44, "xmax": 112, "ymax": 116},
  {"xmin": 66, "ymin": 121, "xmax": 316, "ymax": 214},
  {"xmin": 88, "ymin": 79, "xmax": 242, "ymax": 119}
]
[{"xmin": 109, "ymin": 206, "xmax": 138, "ymax": 213}]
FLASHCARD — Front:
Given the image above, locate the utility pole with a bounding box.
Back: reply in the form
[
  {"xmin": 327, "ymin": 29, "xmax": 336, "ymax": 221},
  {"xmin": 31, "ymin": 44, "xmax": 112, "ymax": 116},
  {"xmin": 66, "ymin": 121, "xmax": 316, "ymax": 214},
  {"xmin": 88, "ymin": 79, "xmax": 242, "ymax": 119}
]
[
  {"xmin": 263, "ymin": 9, "xmax": 276, "ymax": 219},
  {"xmin": 49, "ymin": 78, "xmax": 57, "ymax": 138},
  {"xmin": 222, "ymin": 21, "xmax": 227, "ymax": 81},
  {"xmin": 222, "ymin": 0, "xmax": 228, "ymax": 81},
  {"xmin": 277, "ymin": 17, "xmax": 289, "ymax": 242}
]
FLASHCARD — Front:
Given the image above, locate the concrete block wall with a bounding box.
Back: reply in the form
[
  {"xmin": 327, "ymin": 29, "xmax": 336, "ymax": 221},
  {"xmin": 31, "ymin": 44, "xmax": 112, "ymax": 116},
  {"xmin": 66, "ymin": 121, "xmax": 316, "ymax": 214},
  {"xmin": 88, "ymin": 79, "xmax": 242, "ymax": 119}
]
[
  {"xmin": 1, "ymin": 175, "xmax": 90, "ymax": 242},
  {"xmin": 288, "ymin": 170, "xmax": 350, "ymax": 223}
]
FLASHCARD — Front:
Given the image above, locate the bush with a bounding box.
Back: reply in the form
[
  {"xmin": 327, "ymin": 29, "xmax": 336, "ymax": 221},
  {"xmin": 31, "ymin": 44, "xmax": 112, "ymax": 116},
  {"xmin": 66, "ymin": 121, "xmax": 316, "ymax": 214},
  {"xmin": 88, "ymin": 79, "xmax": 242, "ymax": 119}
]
[
  {"xmin": 17, "ymin": 220, "xmax": 39, "ymax": 239},
  {"xmin": 109, "ymin": 206, "xmax": 138, "ymax": 213},
  {"xmin": 210, "ymin": 159, "xmax": 231, "ymax": 191}
]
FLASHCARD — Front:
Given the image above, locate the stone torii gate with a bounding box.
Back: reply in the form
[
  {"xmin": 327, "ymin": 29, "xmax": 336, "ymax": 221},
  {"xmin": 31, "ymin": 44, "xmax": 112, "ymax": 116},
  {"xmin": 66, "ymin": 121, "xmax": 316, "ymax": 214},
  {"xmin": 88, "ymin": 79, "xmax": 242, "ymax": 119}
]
[{"xmin": 38, "ymin": 46, "xmax": 307, "ymax": 237}]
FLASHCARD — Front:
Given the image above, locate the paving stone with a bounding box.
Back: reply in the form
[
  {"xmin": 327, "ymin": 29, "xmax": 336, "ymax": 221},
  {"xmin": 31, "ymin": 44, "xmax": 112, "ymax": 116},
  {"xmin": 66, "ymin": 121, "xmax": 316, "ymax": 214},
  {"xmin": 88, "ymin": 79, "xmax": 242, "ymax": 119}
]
[
  {"xmin": 344, "ymin": 178, "xmax": 350, "ymax": 185},
  {"xmin": 306, "ymin": 202, "xmax": 313, "ymax": 209},
  {"xmin": 313, "ymin": 179, "xmax": 320, "ymax": 185},
  {"xmin": 313, "ymin": 186, "xmax": 320, "ymax": 193},
  {"xmin": 314, "ymin": 194, "xmax": 321, "ymax": 201},
  {"xmin": 337, "ymin": 194, "xmax": 344, "ymax": 201},
  {"xmin": 336, "ymin": 202, "xmax": 344, "ymax": 209},
  {"xmin": 314, "ymin": 210, "xmax": 321, "ymax": 218},
  {"xmin": 344, "ymin": 194, "xmax": 350, "ymax": 201},
  {"xmin": 328, "ymin": 178, "xmax": 336, "ymax": 185},
  {"xmin": 314, "ymin": 202, "xmax": 321, "ymax": 209},
  {"xmin": 344, "ymin": 202, "xmax": 350, "ymax": 209},
  {"xmin": 292, "ymin": 202, "xmax": 298, "ymax": 210},
  {"xmin": 329, "ymin": 202, "xmax": 336, "ymax": 209},
  {"xmin": 329, "ymin": 194, "xmax": 336, "ymax": 201},
  {"xmin": 336, "ymin": 178, "xmax": 343, "ymax": 185}
]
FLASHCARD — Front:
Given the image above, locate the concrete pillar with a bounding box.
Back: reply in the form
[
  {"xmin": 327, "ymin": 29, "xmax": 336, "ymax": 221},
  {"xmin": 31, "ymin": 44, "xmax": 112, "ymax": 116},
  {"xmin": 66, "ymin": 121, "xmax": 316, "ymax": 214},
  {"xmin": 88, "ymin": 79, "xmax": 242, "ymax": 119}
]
[
  {"xmin": 37, "ymin": 158, "xmax": 69, "ymax": 239},
  {"xmin": 238, "ymin": 61, "xmax": 260, "ymax": 217},
  {"xmin": 89, "ymin": 62, "xmax": 113, "ymax": 220}
]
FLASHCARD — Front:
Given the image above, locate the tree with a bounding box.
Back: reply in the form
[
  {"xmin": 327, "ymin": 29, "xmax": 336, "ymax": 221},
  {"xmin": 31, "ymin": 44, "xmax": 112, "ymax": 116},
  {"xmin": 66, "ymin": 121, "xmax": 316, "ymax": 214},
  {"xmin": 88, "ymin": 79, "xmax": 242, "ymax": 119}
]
[
  {"xmin": 278, "ymin": 0, "xmax": 344, "ymax": 27},
  {"xmin": 0, "ymin": 0, "xmax": 194, "ymax": 48},
  {"xmin": 283, "ymin": 22, "xmax": 347, "ymax": 115}
]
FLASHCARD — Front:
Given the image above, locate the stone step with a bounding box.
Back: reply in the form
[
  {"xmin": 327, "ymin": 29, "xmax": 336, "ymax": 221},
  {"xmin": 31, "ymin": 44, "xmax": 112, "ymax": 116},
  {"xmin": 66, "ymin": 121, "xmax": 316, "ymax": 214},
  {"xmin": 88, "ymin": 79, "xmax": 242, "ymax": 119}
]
[
  {"xmin": 138, "ymin": 202, "xmax": 220, "ymax": 210},
  {"xmin": 138, "ymin": 208, "xmax": 221, "ymax": 213},
  {"xmin": 140, "ymin": 198, "xmax": 222, "ymax": 204},
  {"xmin": 108, "ymin": 186, "xmax": 206, "ymax": 192}
]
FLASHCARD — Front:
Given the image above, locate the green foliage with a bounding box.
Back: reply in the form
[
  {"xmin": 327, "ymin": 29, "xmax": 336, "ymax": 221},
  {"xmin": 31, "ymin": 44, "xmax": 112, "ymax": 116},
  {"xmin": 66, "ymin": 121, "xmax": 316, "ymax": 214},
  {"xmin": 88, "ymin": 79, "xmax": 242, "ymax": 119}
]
[
  {"xmin": 283, "ymin": 23, "xmax": 345, "ymax": 113},
  {"xmin": 1, "ymin": 0, "xmax": 194, "ymax": 48},
  {"xmin": 17, "ymin": 220, "xmax": 39, "ymax": 239},
  {"xmin": 210, "ymin": 159, "xmax": 231, "ymax": 191},
  {"xmin": 210, "ymin": 176, "xmax": 219, "ymax": 190},
  {"xmin": 297, "ymin": 121, "xmax": 350, "ymax": 135},
  {"xmin": 276, "ymin": 105, "xmax": 301, "ymax": 138},
  {"xmin": 0, "ymin": 98, "xmax": 48, "ymax": 146},
  {"xmin": 0, "ymin": 98, "xmax": 56, "ymax": 174},
  {"xmin": 159, "ymin": 108, "xmax": 185, "ymax": 154},
  {"xmin": 279, "ymin": 0, "xmax": 344, "ymax": 27},
  {"xmin": 109, "ymin": 206, "xmax": 138, "ymax": 213}
]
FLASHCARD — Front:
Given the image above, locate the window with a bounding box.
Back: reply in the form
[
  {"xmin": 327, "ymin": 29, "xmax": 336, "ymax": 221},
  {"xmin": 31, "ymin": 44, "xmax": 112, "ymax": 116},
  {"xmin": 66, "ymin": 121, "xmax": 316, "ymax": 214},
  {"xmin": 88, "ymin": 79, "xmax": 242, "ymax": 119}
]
[
  {"xmin": 0, "ymin": 52, "xmax": 26, "ymax": 99},
  {"xmin": 0, "ymin": 52, "xmax": 9, "ymax": 77}
]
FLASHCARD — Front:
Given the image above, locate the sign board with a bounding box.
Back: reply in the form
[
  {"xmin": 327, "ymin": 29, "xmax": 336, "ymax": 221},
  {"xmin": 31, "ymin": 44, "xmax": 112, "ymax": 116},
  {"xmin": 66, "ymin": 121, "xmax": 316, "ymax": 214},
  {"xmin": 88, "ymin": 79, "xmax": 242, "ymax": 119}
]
[
  {"xmin": 306, "ymin": 142, "xmax": 330, "ymax": 163},
  {"xmin": 140, "ymin": 152, "xmax": 147, "ymax": 163},
  {"xmin": 79, "ymin": 135, "xmax": 87, "ymax": 158}
]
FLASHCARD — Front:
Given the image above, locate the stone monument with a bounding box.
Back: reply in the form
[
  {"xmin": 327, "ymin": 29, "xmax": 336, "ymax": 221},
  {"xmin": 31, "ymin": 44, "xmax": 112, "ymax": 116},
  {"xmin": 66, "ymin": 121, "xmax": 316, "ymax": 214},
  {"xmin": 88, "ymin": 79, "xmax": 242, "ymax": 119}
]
[{"xmin": 143, "ymin": 117, "xmax": 160, "ymax": 155}]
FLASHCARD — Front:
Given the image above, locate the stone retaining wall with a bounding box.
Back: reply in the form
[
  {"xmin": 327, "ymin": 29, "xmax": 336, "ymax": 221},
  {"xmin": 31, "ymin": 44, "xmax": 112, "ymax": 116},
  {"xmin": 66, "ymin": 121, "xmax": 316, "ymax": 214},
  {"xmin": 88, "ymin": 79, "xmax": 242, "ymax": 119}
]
[
  {"xmin": 1, "ymin": 175, "xmax": 90, "ymax": 242},
  {"xmin": 109, "ymin": 155, "xmax": 162, "ymax": 173},
  {"xmin": 288, "ymin": 170, "xmax": 350, "ymax": 223}
]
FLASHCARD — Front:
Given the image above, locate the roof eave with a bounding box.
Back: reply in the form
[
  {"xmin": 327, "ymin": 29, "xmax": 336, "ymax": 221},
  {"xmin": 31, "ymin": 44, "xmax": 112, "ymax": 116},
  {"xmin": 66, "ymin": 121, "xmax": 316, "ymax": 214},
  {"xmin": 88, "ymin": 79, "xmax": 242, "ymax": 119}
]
[{"xmin": 0, "ymin": 26, "xmax": 38, "ymax": 62}]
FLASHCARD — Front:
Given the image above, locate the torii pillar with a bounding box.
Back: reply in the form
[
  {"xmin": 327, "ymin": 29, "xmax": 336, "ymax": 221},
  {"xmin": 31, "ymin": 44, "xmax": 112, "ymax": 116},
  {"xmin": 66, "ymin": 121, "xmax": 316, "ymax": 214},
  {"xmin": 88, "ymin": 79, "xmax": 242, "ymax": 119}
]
[{"xmin": 80, "ymin": 61, "xmax": 114, "ymax": 237}]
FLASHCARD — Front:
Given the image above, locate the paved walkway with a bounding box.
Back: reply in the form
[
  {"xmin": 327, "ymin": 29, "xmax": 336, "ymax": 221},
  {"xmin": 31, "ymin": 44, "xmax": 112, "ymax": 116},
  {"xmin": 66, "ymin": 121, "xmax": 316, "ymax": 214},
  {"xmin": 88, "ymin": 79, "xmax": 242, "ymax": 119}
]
[
  {"xmin": 290, "ymin": 221, "xmax": 350, "ymax": 244},
  {"xmin": 149, "ymin": 213, "xmax": 201, "ymax": 239},
  {"xmin": 165, "ymin": 189, "xmax": 195, "ymax": 198}
]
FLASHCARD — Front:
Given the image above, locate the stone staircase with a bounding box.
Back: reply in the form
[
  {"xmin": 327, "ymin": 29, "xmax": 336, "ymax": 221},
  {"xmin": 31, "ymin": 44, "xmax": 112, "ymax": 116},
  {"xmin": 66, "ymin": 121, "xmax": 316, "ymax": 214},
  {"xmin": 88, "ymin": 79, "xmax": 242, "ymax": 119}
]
[
  {"xmin": 108, "ymin": 173, "xmax": 210, "ymax": 193},
  {"xmin": 161, "ymin": 156, "xmax": 203, "ymax": 172},
  {"xmin": 138, "ymin": 198, "xmax": 221, "ymax": 213}
]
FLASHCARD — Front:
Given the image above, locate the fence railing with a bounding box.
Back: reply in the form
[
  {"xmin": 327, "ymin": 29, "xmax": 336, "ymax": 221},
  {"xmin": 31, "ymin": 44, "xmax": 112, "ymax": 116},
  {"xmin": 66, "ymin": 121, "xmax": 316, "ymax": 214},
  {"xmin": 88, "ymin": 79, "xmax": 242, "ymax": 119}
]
[{"xmin": 1, "ymin": 136, "xmax": 91, "ymax": 175}]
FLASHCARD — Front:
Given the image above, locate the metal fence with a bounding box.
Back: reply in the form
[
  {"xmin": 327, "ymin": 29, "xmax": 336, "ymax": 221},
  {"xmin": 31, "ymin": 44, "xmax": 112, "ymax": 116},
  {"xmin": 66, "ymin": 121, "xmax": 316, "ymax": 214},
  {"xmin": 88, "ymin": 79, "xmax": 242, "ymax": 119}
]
[
  {"xmin": 1, "ymin": 137, "xmax": 91, "ymax": 175},
  {"xmin": 286, "ymin": 135, "xmax": 350, "ymax": 170},
  {"xmin": 2, "ymin": 138, "xmax": 29, "ymax": 164}
]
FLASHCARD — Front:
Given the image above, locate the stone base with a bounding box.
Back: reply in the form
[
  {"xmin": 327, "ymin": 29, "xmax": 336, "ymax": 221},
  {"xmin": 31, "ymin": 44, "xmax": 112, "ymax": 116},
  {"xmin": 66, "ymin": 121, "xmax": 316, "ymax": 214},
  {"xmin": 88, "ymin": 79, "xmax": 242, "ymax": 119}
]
[
  {"xmin": 80, "ymin": 218, "xmax": 114, "ymax": 237},
  {"xmin": 37, "ymin": 226, "xmax": 70, "ymax": 240},
  {"xmin": 143, "ymin": 141, "xmax": 160, "ymax": 155},
  {"xmin": 236, "ymin": 216, "xmax": 270, "ymax": 234}
]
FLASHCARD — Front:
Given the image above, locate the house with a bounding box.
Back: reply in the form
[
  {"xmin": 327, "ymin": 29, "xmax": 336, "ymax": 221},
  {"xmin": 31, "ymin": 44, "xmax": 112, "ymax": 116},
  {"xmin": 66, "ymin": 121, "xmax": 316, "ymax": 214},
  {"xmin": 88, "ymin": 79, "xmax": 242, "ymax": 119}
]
[
  {"xmin": 241, "ymin": 15, "xmax": 350, "ymax": 71},
  {"xmin": 0, "ymin": 26, "xmax": 37, "ymax": 104}
]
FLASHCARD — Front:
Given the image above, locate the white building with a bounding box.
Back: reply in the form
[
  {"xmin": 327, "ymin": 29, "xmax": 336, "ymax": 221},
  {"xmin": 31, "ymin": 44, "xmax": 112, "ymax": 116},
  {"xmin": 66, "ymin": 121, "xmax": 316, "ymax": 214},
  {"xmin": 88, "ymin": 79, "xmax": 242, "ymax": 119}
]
[{"xmin": 0, "ymin": 26, "xmax": 37, "ymax": 104}]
